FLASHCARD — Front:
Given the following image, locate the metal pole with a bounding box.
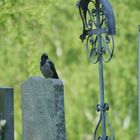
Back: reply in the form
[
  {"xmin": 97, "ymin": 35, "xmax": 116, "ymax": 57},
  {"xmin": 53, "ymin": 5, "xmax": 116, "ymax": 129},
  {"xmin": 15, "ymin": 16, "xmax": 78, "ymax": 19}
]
[
  {"xmin": 96, "ymin": 0, "xmax": 106, "ymax": 138},
  {"xmin": 138, "ymin": 25, "xmax": 140, "ymax": 140},
  {"xmin": 98, "ymin": 43, "xmax": 106, "ymax": 139}
]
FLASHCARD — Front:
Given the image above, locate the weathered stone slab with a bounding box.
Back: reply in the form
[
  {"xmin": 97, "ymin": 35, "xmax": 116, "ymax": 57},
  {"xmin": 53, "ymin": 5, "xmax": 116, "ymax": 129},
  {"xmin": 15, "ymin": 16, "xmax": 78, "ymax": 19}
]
[
  {"xmin": 0, "ymin": 87, "xmax": 14, "ymax": 140},
  {"xmin": 21, "ymin": 76, "xmax": 66, "ymax": 140}
]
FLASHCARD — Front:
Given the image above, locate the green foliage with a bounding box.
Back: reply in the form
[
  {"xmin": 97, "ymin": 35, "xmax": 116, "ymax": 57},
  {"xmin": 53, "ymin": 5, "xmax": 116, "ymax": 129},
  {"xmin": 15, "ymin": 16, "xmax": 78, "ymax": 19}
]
[{"xmin": 0, "ymin": 0, "xmax": 139, "ymax": 139}]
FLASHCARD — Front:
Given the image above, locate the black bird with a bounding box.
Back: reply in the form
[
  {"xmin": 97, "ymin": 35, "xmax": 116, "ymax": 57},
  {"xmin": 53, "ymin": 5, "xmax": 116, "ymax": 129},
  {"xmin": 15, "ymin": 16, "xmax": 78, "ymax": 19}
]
[
  {"xmin": 40, "ymin": 53, "xmax": 59, "ymax": 79},
  {"xmin": 76, "ymin": 0, "xmax": 90, "ymax": 42}
]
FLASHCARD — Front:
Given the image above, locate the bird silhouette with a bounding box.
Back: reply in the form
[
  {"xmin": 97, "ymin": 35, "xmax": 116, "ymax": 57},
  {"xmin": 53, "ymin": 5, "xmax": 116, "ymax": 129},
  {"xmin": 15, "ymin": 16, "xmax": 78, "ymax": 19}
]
[
  {"xmin": 40, "ymin": 53, "xmax": 59, "ymax": 79},
  {"xmin": 76, "ymin": 0, "xmax": 90, "ymax": 42}
]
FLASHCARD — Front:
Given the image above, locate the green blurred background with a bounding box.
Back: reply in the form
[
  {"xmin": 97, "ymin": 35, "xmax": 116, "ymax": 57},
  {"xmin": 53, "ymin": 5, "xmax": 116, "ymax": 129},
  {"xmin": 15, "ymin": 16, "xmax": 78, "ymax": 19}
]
[{"xmin": 0, "ymin": 0, "xmax": 139, "ymax": 139}]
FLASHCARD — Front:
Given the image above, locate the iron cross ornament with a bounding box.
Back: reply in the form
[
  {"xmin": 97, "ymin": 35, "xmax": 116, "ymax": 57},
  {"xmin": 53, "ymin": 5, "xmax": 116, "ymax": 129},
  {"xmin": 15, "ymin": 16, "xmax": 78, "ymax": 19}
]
[{"xmin": 77, "ymin": 0, "xmax": 116, "ymax": 139}]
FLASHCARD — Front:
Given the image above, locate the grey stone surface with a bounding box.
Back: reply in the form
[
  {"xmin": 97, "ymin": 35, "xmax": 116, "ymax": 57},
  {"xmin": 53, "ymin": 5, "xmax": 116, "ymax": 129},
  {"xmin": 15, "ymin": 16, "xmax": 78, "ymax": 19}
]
[
  {"xmin": 0, "ymin": 87, "xmax": 14, "ymax": 140},
  {"xmin": 21, "ymin": 76, "xmax": 66, "ymax": 140}
]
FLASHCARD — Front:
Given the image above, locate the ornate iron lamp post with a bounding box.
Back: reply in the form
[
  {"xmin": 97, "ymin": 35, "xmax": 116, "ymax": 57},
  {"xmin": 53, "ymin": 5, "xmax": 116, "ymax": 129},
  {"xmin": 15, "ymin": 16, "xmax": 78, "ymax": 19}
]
[{"xmin": 77, "ymin": 0, "xmax": 116, "ymax": 139}]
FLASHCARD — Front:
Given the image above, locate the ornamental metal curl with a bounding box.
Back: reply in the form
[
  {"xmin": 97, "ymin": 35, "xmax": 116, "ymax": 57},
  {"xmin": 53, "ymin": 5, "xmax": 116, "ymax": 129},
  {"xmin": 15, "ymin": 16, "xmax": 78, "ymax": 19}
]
[
  {"xmin": 77, "ymin": 0, "xmax": 116, "ymax": 139},
  {"xmin": 77, "ymin": 0, "xmax": 115, "ymax": 63}
]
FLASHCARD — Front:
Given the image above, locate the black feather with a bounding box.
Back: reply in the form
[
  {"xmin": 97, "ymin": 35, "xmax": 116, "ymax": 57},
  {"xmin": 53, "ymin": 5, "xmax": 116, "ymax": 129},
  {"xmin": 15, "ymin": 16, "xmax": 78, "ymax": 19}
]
[{"xmin": 48, "ymin": 61, "xmax": 59, "ymax": 79}]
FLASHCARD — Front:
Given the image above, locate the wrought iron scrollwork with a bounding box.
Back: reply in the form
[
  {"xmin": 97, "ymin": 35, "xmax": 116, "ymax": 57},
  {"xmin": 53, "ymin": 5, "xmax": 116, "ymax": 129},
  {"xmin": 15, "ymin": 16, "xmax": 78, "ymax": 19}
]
[
  {"xmin": 77, "ymin": 0, "xmax": 116, "ymax": 64},
  {"xmin": 77, "ymin": 0, "xmax": 116, "ymax": 139},
  {"xmin": 94, "ymin": 104, "xmax": 114, "ymax": 140}
]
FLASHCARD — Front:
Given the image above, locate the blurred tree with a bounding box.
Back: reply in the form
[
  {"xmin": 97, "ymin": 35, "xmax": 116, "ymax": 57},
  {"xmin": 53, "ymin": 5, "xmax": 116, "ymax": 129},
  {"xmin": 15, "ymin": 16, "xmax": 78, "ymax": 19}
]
[{"xmin": 0, "ymin": 0, "xmax": 139, "ymax": 139}]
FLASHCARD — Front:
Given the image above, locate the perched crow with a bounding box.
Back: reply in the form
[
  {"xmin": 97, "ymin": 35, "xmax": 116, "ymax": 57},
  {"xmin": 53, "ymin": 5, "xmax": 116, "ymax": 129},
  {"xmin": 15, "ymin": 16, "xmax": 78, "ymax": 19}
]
[
  {"xmin": 76, "ymin": 0, "xmax": 90, "ymax": 42},
  {"xmin": 40, "ymin": 53, "xmax": 59, "ymax": 79}
]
